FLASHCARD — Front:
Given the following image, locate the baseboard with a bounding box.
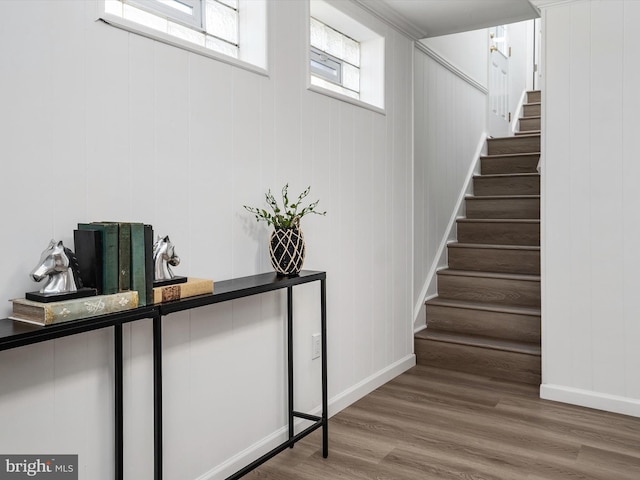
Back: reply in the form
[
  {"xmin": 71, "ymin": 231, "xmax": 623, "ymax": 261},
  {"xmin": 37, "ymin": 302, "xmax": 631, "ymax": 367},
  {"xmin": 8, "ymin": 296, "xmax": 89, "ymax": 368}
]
[
  {"xmin": 412, "ymin": 133, "xmax": 486, "ymax": 331},
  {"xmin": 196, "ymin": 354, "xmax": 416, "ymax": 479},
  {"xmin": 511, "ymin": 90, "xmax": 527, "ymax": 134},
  {"xmin": 413, "ymin": 293, "xmax": 437, "ymax": 334},
  {"xmin": 540, "ymin": 383, "xmax": 640, "ymax": 418},
  {"xmin": 328, "ymin": 354, "xmax": 416, "ymax": 416},
  {"xmin": 195, "ymin": 425, "xmax": 292, "ymax": 480}
]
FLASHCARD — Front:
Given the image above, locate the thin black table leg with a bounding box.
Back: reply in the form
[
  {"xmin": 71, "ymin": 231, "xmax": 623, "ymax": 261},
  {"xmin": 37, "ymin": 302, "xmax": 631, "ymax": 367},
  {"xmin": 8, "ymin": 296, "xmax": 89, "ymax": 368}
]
[
  {"xmin": 114, "ymin": 323, "xmax": 124, "ymax": 480},
  {"xmin": 321, "ymin": 279, "xmax": 328, "ymax": 458},
  {"xmin": 153, "ymin": 314, "xmax": 163, "ymax": 480},
  {"xmin": 287, "ymin": 286, "xmax": 294, "ymax": 446}
]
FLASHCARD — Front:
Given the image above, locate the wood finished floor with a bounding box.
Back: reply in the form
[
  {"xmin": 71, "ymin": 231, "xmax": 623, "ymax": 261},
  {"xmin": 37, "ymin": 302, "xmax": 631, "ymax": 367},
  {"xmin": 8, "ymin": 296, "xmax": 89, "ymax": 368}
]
[{"xmin": 245, "ymin": 365, "xmax": 640, "ymax": 480}]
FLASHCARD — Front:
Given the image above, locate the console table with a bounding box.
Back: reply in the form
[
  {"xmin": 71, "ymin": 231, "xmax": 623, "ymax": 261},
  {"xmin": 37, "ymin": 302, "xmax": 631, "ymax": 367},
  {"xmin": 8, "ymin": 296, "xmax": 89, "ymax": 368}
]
[{"xmin": 0, "ymin": 270, "xmax": 328, "ymax": 480}]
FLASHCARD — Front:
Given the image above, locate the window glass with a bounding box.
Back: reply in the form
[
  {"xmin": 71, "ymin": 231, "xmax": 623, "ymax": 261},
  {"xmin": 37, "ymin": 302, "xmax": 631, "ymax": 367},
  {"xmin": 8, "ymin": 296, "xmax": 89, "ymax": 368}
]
[
  {"xmin": 310, "ymin": 17, "xmax": 360, "ymax": 97},
  {"xmin": 106, "ymin": 0, "xmax": 239, "ymax": 58}
]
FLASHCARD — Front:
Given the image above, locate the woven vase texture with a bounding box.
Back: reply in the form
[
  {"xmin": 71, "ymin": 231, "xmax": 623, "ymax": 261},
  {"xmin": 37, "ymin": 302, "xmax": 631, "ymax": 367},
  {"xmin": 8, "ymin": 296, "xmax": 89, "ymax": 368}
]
[{"xmin": 269, "ymin": 227, "xmax": 306, "ymax": 275}]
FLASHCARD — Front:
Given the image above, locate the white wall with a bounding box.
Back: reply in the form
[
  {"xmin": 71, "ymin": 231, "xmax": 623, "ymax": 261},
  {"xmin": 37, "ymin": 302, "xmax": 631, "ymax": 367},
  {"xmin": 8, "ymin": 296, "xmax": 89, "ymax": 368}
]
[
  {"xmin": 507, "ymin": 20, "xmax": 535, "ymax": 124},
  {"xmin": 540, "ymin": 0, "xmax": 640, "ymax": 417},
  {"xmin": 413, "ymin": 44, "xmax": 488, "ymax": 330},
  {"xmin": 0, "ymin": 1, "xmax": 415, "ymax": 478},
  {"xmin": 420, "ymin": 29, "xmax": 489, "ymax": 89}
]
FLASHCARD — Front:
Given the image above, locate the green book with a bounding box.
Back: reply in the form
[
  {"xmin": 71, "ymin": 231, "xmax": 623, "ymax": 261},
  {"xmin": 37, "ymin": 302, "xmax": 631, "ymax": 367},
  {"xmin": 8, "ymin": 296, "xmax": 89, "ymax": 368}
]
[
  {"xmin": 117, "ymin": 222, "xmax": 131, "ymax": 292},
  {"xmin": 130, "ymin": 223, "xmax": 147, "ymax": 306},
  {"xmin": 11, "ymin": 291, "xmax": 139, "ymax": 326},
  {"xmin": 78, "ymin": 222, "xmax": 119, "ymax": 294},
  {"xmin": 99, "ymin": 222, "xmax": 132, "ymax": 292}
]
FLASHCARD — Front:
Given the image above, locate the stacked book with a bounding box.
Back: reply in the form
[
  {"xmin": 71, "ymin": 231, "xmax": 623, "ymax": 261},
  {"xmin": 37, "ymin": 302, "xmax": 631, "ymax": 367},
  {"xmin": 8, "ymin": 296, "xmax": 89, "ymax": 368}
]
[
  {"xmin": 74, "ymin": 222, "xmax": 154, "ymax": 306},
  {"xmin": 10, "ymin": 221, "xmax": 215, "ymax": 326},
  {"xmin": 152, "ymin": 278, "xmax": 214, "ymax": 304},
  {"xmin": 11, "ymin": 291, "xmax": 139, "ymax": 326}
]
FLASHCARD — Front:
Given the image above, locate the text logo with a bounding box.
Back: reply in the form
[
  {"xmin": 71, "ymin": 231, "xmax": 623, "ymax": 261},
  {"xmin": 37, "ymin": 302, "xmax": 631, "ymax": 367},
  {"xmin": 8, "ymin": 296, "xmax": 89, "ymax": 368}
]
[{"xmin": 0, "ymin": 455, "xmax": 77, "ymax": 480}]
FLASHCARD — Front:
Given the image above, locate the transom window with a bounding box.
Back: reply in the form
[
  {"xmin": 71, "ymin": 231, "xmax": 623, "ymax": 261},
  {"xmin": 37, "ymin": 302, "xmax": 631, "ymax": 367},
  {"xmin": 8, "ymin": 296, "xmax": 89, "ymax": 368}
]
[
  {"xmin": 310, "ymin": 17, "xmax": 361, "ymax": 100},
  {"xmin": 105, "ymin": 0, "xmax": 239, "ymax": 58}
]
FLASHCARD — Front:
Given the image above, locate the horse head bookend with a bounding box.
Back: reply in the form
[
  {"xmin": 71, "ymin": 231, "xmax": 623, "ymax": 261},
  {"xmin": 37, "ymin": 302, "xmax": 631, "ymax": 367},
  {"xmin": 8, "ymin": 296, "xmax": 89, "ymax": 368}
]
[
  {"xmin": 30, "ymin": 239, "xmax": 83, "ymax": 295},
  {"xmin": 153, "ymin": 235, "xmax": 181, "ymax": 282}
]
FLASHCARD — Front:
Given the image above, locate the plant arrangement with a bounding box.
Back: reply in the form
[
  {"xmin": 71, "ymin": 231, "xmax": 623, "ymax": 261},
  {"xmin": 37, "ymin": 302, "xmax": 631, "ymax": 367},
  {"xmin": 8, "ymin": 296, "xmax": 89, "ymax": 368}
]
[{"xmin": 244, "ymin": 184, "xmax": 326, "ymax": 229}]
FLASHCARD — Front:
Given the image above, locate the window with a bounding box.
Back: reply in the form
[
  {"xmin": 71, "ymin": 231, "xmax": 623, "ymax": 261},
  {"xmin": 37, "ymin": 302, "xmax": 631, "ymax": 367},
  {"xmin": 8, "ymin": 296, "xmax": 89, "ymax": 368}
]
[
  {"xmin": 309, "ymin": 0, "xmax": 385, "ymax": 112},
  {"xmin": 310, "ymin": 18, "xmax": 360, "ymax": 100},
  {"xmin": 100, "ymin": 0, "xmax": 267, "ymax": 73},
  {"xmin": 127, "ymin": 0, "xmax": 204, "ymax": 30}
]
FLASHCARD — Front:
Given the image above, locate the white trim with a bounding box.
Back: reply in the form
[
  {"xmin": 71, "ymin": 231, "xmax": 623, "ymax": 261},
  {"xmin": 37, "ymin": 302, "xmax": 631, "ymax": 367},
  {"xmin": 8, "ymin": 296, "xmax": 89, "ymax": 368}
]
[
  {"xmin": 529, "ymin": 0, "xmax": 584, "ymax": 10},
  {"xmin": 328, "ymin": 354, "xmax": 416, "ymax": 415},
  {"xmin": 413, "ymin": 293, "xmax": 437, "ymax": 334},
  {"xmin": 409, "ymin": 27, "xmax": 416, "ymax": 346},
  {"xmin": 194, "ymin": 425, "xmax": 292, "ymax": 480},
  {"xmin": 540, "ymin": 384, "xmax": 640, "ymax": 418},
  {"xmin": 415, "ymin": 42, "xmax": 489, "ymax": 95},
  {"xmin": 195, "ymin": 354, "xmax": 416, "ymax": 480},
  {"xmin": 414, "ymin": 324, "xmax": 426, "ymax": 334},
  {"xmin": 511, "ymin": 90, "xmax": 528, "ymax": 134},
  {"xmin": 412, "ymin": 134, "xmax": 487, "ymax": 330},
  {"xmin": 539, "ymin": 5, "xmax": 547, "ymax": 384},
  {"xmin": 97, "ymin": 10, "xmax": 269, "ymax": 77},
  {"xmin": 349, "ymin": 0, "xmax": 424, "ymax": 40},
  {"xmin": 307, "ymin": 84, "xmax": 386, "ymax": 115}
]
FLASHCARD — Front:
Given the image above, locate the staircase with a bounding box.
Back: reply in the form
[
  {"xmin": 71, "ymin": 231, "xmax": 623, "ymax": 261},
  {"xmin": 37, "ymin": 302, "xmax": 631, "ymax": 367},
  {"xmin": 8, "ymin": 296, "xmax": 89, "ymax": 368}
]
[{"xmin": 415, "ymin": 90, "xmax": 541, "ymax": 385}]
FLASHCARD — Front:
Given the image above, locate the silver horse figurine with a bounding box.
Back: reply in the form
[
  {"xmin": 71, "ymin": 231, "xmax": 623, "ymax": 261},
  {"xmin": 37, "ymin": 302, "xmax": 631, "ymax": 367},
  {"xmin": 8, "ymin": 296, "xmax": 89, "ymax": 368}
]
[
  {"xmin": 153, "ymin": 235, "xmax": 180, "ymax": 281},
  {"xmin": 30, "ymin": 240, "xmax": 83, "ymax": 295}
]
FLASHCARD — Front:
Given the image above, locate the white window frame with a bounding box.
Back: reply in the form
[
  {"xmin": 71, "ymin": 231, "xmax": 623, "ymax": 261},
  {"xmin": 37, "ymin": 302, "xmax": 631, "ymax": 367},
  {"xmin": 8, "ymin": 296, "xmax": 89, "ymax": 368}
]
[
  {"xmin": 97, "ymin": 0, "xmax": 268, "ymax": 77},
  {"xmin": 310, "ymin": 46, "xmax": 343, "ymax": 85},
  {"xmin": 308, "ymin": 0, "xmax": 385, "ymax": 114},
  {"xmin": 126, "ymin": 0, "xmax": 204, "ymax": 31}
]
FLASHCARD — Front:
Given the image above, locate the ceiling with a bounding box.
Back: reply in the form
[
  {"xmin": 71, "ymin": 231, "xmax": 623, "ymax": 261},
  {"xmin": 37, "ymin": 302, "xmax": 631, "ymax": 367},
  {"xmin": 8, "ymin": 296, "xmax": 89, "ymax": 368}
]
[{"xmin": 356, "ymin": 0, "xmax": 542, "ymax": 39}]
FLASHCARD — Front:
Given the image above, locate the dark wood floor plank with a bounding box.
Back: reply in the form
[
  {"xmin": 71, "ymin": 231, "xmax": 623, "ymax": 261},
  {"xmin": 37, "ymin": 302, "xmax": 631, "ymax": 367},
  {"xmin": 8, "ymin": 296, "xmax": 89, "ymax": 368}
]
[
  {"xmin": 350, "ymin": 391, "xmax": 583, "ymax": 462},
  {"xmin": 244, "ymin": 366, "xmax": 640, "ymax": 480},
  {"xmin": 578, "ymin": 444, "xmax": 640, "ymax": 470}
]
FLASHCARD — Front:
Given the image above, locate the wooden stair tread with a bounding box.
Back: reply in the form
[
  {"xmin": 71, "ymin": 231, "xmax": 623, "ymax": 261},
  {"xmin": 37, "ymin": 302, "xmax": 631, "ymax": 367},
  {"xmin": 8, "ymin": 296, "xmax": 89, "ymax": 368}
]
[
  {"xmin": 523, "ymin": 102, "xmax": 541, "ymax": 107},
  {"xmin": 448, "ymin": 243, "xmax": 540, "ymax": 252},
  {"xmin": 415, "ymin": 330, "xmax": 541, "ymax": 356},
  {"xmin": 426, "ymin": 297, "xmax": 541, "ymax": 316},
  {"xmin": 520, "ymin": 115, "xmax": 541, "ymax": 120},
  {"xmin": 466, "ymin": 194, "xmax": 540, "ymax": 200},
  {"xmin": 474, "ymin": 173, "xmax": 539, "ymax": 179},
  {"xmin": 437, "ymin": 268, "xmax": 540, "ymax": 282},
  {"xmin": 489, "ymin": 133, "xmax": 540, "ymax": 140},
  {"xmin": 515, "ymin": 130, "xmax": 541, "ymax": 135},
  {"xmin": 457, "ymin": 218, "xmax": 540, "ymax": 224},
  {"xmin": 481, "ymin": 152, "xmax": 540, "ymax": 159}
]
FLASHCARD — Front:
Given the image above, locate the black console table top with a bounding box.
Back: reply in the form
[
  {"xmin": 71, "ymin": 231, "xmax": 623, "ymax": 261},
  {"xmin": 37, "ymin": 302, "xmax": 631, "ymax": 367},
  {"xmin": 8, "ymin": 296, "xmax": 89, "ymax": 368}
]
[
  {"xmin": 0, "ymin": 271, "xmax": 325, "ymax": 350},
  {"xmin": 159, "ymin": 270, "xmax": 326, "ymax": 314},
  {"xmin": 0, "ymin": 305, "xmax": 157, "ymax": 352}
]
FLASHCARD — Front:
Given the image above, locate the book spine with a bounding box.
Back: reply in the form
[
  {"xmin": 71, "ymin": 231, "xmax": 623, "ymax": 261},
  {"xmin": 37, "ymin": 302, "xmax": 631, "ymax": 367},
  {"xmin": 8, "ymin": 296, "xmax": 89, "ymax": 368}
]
[
  {"xmin": 102, "ymin": 224, "xmax": 119, "ymax": 294},
  {"xmin": 79, "ymin": 223, "xmax": 119, "ymax": 294},
  {"xmin": 12, "ymin": 291, "xmax": 139, "ymax": 326},
  {"xmin": 130, "ymin": 223, "xmax": 146, "ymax": 306},
  {"xmin": 144, "ymin": 225, "xmax": 154, "ymax": 307},
  {"xmin": 118, "ymin": 223, "xmax": 131, "ymax": 292},
  {"xmin": 153, "ymin": 278, "xmax": 214, "ymax": 304},
  {"xmin": 73, "ymin": 229, "xmax": 103, "ymax": 293}
]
